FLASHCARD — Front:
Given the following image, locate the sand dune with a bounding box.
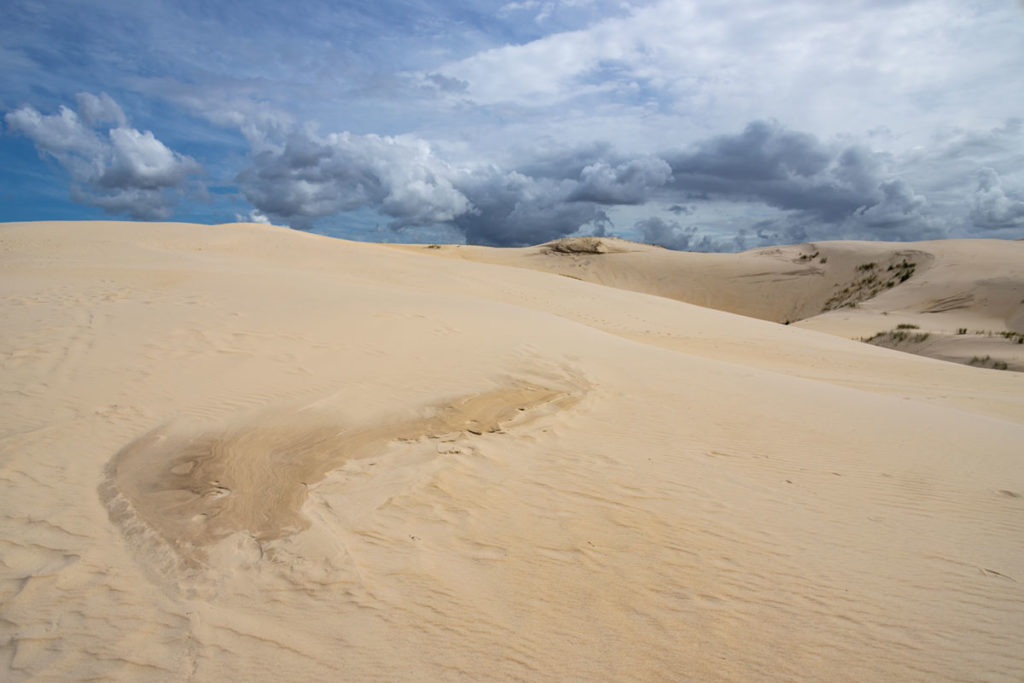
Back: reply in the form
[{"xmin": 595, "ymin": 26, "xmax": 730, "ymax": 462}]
[
  {"xmin": 405, "ymin": 236, "xmax": 1024, "ymax": 370},
  {"xmin": 2, "ymin": 221, "xmax": 1023, "ymax": 681}
]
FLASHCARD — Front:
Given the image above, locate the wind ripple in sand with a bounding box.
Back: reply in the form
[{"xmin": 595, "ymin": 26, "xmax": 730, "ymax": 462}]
[{"xmin": 99, "ymin": 381, "xmax": 581, "ymax": 574}]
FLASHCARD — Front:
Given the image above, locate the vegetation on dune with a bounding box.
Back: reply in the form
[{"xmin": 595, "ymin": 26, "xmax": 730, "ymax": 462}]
[
  {"xmin": 863, "ymin": 329, "xmax": 930, "ymax": 344},
  {"xmin": 970, "ymin": 355, "xmax": 1010, "ymax": 371},
  {"xmin": 889, "ymin": 259, "xmax": 917, "ymax": 283},
  {"xmin": 794, "ymin": 247, "xmax": 828, "ymax": 265},
  {"xmin": 862, "ymin": 326, "xmax": 1021, "ymax": 371},
  {"xmin": 822, "ymin": 256, "xmax": 918, "ymax": 312},
  {"xmin": 543, "ymin": 237, "xmax": 613, "ymax": 254}
]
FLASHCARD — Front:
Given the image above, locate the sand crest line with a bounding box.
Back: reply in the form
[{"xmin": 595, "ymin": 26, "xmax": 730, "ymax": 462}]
[{"xmin": 99, "ymin": 380, "xmax": 583, "ymax": 572}]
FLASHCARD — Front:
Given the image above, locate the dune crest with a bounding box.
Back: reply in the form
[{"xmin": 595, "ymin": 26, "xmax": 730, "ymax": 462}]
[{"xmin": 405, "ymin": 237, "xmax": 1024, "ymax": 370}]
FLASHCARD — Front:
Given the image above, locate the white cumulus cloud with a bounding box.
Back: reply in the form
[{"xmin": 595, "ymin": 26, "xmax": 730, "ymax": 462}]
[{"xmin": 5, "ymin": 93, "xmax": 201, "ymax": 220}]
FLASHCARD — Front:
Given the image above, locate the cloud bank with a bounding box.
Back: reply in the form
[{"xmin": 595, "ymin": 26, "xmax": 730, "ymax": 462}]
[
  {"xmin": 235, "ymin": 129, "xmax": 615, "ymax": 245},
  {"xmin": 8, "ymin": 92, "xmax": 1021, "ymax": 250},
  {"xmin": 230, "ymin": 117, "xmax": 1021, "ymax": 249}
]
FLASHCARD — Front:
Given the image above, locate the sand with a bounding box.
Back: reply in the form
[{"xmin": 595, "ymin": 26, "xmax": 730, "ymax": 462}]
[
  {"xmin": 405, "ymin": 236, "xmax": 1024, "ymax": 371},
  {"xmin": 2, "ymin": 220, "xmax": 1023, "ymax": 681}
]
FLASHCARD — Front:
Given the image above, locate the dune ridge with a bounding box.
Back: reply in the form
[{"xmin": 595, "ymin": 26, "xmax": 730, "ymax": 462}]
[
  {"xmin": 402, "ymin": 236, "xmax": 1024, "ymax": 370},
  {"xmin": 2, "ymin": 221, "xmax": 1023, "ymax": 681}
]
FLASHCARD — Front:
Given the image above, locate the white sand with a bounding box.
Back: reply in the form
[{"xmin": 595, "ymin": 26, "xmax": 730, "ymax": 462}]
[
  {"xmin": 410, "ymin": 236, "xmax": 1024, "ymax": 370},
  {"xmin": 2, "ymin": 221, "xmax": 1023, "ymax": 681}
]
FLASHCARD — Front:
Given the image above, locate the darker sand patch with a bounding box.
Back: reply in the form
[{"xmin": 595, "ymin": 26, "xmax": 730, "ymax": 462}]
[
  {"xmin": 100, "ymin": 382, "xmax": 582, "ymax": 569},
  {"xmin": 541, "ymin": 236, "xmax": 635, "ymax": 255}
]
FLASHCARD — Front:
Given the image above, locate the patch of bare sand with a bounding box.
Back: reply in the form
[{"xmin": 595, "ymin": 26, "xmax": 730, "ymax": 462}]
[{"xmin": 2, "ymin": 221, "xmax": 1023, "ymax": 681}]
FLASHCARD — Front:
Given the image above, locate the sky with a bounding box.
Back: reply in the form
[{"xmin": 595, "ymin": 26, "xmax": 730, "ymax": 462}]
[{"xmin": 2, "ymin": 0, "xmax": 1024, "ymax": 250}]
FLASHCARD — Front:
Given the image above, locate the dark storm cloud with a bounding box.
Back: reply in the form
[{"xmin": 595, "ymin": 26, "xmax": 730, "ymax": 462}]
[
  {"xmin": 236, "ymin": 131, "xmax": 612, "ymax": 245},
  {"xmin": 670, "ymin": 120, "xmax": 831, "ymax": 182},
  {"xmin": 236, "ymin": 131, "xmax": 622, "ymax": 244},
  {"xmin": 663, "ymin": 120, "xmax": 885, "ymax": 222},
  {"xmin": 653, "ymin": 120, "xmax": 967, "ymax": 242},
  {"xmin": 234, "ymin": 119, "xmax": 1021, "ymax": 248},
  {"xmin": 451, "ymin": 168, "xmax": 611, "ymax": 246}
]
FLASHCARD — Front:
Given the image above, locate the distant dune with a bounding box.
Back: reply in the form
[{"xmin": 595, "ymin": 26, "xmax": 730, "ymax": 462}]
[
  {"xmin": 2, "ymin": 221, "xmax": 1023, "ymax": 681},
  {"xmin": 402, "ymin": 236, "xmax": 1024, "ymax": 371}
]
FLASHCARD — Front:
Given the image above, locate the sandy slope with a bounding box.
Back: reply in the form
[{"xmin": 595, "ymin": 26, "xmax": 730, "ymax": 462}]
[
  {"xmin": 2, "ymin": 221, "xmax": 1023, "ymax": 681},
  {"xmin": 406, "ymin": 236, "xmax": 1024, "ymax": 370}
]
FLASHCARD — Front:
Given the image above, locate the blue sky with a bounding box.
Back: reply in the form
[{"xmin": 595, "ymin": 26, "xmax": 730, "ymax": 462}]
[{"xmin": 2, "ymin": 0, "xmax": 1024, "ymax": 249}]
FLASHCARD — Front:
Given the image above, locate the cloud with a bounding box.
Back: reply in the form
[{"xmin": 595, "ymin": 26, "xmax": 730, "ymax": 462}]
[
  {"xmin": 569, "ymin": 156, "xmax": 672, "ymax": 204},
  {"xmin": 236, "ymin": 128, "xmax": 615, "ymax": 245},
  {"xmin": 671, "ymin": 120, "xmax": 831, "ymax": 182},
  {"xmin": 5, "ymin": 104, "xmax": 105, "ymax": 162},
  {"xmin": 5, "ymin": 93, "xmax": 201, "ymax": 219},
  {"xmin": 663, "ymin": 120, "xmax": 877, "ymax": 222},
  {"xmin": 236, "ymin": 127, "xmax": 622, "ymax": 245},
  {"xmin": 434, "ymin": 0, "xmax": 1024, "ymax": 144},
  {"xmin": 236, "ymin": 129, "xmax": 471, "ymax": 230},
  {"xmin": 231, "ymin": 116, "xmax": 1024, "ymax": 248},
  {"xmin": 934, "ymin": 118, "xmax": 1023, "ymax": 162},
  {"xmin": 498, "ymin": 0, "xmax": 631, "ymax": 27},
  {"xmin": 235, "ymin": 209, "xmax": 272, "ymax": 224},
  {"xmin": 451, "ymin": 167, "xmax": 610, "ymax": 246},
  {"xmin": 128, "ymin": 75, "xmax": 296, "ymax": 151},
  {"xmin": 654, "ymin": 120, "xmax": 958, "ymax": 241},
  {"xmin": 100, "ymin": 127, "xmax": 198, "ymax": 190},
  {"xmin": 852, "ymin": 178, "xmax": 928, "ymax": 230},
  {"xmin": 74, "ymin": 92, "xmax": 127, "ymax": 128},
  {"xmin": 634, "ymin": 216, "xmax": 744, "ymax": 252},
  {"xmin": 424, "ymin": 73, "xmax": 469, "ymax": 94},
  {"xmin": 635, "ymin": 216, "xmax": 697, "ymax": 250},
  {"xmin": 970, "ymin": 168, "xmax": 1024, "ymax": 230}
]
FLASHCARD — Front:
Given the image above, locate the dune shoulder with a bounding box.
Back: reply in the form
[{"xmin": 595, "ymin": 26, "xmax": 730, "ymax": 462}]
[{"xmin": 398, "ymin": 236, "xmax": 1024, "ymax": 372}]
